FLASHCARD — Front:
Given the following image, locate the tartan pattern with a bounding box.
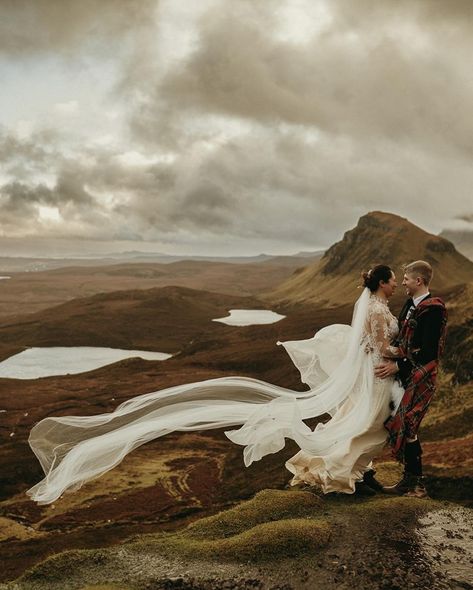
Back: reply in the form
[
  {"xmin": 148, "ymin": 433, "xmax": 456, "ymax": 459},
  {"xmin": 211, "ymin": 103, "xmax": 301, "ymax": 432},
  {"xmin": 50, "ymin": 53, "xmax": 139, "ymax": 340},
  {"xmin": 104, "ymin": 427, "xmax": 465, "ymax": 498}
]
[{"xmin": 384, "ymin": 297, "xmax": 448, "ymax": 461}]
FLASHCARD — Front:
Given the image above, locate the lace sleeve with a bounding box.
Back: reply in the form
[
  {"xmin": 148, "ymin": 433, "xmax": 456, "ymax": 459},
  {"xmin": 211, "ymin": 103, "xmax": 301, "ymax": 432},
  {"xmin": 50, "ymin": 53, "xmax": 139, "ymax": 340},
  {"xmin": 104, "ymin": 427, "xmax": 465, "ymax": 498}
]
[{"xmin": 367, "ymin": 307, "xmax": 400, "ymax": 359}]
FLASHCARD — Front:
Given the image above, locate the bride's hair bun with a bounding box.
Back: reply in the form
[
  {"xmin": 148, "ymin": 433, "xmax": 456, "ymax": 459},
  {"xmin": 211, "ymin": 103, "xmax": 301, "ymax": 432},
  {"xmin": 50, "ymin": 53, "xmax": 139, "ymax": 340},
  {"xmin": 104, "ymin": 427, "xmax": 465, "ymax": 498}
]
[
  {"xmin": 361, "ymin": 264, "xmax": 393, "ymax": 292},
  {"xmin": 362, "ymin": 269, "xmax": 372, "ymax": 286}
]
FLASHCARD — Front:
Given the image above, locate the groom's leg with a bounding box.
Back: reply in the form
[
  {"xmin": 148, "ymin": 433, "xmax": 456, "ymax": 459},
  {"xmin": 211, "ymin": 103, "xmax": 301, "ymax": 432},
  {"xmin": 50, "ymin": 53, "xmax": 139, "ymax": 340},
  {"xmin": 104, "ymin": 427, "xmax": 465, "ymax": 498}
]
[
  {"xmin": 404, "ymin": 437, "xmax": 422, "ymax": 476},
  {"xmin": 403, "ymin": 437, "xmax": 428, "ymax": 497},
  {"xmin": 383, "ymin": 437, "xmax": 426, "ymax": 495}
]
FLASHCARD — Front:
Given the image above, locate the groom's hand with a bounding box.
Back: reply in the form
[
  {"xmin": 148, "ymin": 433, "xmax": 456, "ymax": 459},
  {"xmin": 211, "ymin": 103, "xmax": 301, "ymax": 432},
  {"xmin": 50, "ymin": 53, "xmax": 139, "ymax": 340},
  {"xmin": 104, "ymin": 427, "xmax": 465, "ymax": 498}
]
[{"xmin": 375, "ymin": 360, "xmax": 398, "ymax": 379}]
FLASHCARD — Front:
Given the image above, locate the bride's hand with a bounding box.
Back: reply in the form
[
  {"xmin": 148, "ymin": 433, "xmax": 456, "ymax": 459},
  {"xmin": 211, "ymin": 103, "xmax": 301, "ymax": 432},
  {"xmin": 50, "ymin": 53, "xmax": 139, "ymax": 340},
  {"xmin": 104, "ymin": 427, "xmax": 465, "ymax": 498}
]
[{"xmin": 374, "ymin": 360, "xmax": 398, "ymax": 379}]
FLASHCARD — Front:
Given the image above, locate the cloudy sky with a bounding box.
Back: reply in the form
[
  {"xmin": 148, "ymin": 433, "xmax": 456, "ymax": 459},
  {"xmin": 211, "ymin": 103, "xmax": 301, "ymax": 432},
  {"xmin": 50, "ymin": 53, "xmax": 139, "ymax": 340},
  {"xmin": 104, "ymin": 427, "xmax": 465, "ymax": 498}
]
[{"xmin": 1, "ymin": 0, "xmax": 472, "ymax": 257}]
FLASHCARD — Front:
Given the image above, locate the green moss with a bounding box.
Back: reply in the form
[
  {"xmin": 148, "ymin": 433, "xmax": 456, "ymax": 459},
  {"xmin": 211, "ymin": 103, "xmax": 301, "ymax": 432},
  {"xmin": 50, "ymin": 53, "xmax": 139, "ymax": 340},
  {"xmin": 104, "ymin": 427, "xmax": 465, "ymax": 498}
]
[
  {"xmin": 17, "ymin": 488, "xmax": 445, "ymax": 586},
  {"xmin": 350, "ymin": 494, "xmax": 441, "ymax": 513},
  {"xmin": 372, "ymin": 461, "xmax": 403, "ymax": 485},
  {"xmin": 130, "ymin": 489, "xmax": 439, "ymax": 563},
  {"xmin": 219, "ymin": 517, "xmax": 330, "ymax": 560},
  {"xmin": 185, "ymin": 488, "xmax": 322, "ymax": 539},
  {"xmin": 20, "ymin": 549, "xmax": 110, "ymax": 584},
  {"xmin": 305, "ymin": 485, "xmax": 443, "ymax": 519},
  {"xmin": 139, "ymin": 517, "xmax": 331, "ymax": 562},
  {"xmin": 130, "ymin": 489, "xmax": 328, "ymax": 562},
  {"xmin": 129, "ymin": 490, "xmax": 436, "ymax": 561}
]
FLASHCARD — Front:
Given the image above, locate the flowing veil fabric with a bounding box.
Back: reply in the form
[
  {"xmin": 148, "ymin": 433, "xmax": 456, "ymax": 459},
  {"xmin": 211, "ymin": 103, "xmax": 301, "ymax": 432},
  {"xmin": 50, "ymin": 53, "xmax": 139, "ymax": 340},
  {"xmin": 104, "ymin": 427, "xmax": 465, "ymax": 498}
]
[{"xmin": 27, "ymin": 288, "xmax": 377, "ymax": 505}]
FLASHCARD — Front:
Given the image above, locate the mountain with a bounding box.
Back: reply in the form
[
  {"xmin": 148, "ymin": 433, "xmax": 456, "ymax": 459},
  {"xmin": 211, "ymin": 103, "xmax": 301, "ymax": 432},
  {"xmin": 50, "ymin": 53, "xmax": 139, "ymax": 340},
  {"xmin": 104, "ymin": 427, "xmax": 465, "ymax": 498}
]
[
  {"xmin": 264, "ymin": 211, "xmax": 473, "ymax": 308},
  {"xmin": 289, "ymin": 249, "xmax": 326, "ymax": 258},
  {"xmin": 439, "ymin": 229, "xmax": 473, "ymax": 261},
  {"xmin": 440, "ymin": 281, "xmax": 473, "ymax": 382}
]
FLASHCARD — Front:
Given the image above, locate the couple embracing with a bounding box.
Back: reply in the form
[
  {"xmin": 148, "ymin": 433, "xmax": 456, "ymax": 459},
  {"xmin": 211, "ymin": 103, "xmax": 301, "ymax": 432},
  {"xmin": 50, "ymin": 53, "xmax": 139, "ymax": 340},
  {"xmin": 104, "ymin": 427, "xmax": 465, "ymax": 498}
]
[
  {"xmin": 26, "ymin": 261, "xmax": 447, "ymax": 506},
  {"xmin": 284, "ymin": 260, "xmax": 448, "ymax": 499}
]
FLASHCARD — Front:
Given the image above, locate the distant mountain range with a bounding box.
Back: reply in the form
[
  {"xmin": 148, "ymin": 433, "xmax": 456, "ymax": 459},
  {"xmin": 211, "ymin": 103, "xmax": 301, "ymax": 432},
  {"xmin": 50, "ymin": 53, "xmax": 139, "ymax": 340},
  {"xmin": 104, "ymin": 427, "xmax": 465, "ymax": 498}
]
[
  {"xmin": 0, "ymin": 251, "xmax": 325, "ymax": 273},
  {"xmin": 101, "ymin": 250, "xmax": 326, "ymax": 262}
]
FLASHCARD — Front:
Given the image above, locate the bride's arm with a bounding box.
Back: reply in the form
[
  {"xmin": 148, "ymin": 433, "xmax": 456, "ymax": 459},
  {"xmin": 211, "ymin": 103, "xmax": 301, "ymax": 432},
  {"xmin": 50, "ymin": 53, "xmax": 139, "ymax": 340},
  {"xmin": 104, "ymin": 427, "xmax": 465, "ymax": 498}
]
[{"xmin": 368, "ymin": 309, "xmax": 401, "ymax": 359}]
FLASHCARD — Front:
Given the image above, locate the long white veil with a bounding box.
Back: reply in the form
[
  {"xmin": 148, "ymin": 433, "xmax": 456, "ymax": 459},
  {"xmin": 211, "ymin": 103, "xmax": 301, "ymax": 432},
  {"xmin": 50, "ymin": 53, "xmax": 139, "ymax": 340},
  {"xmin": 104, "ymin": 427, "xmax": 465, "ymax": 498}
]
[{"xmin": 27, "ymin": 288, "xmax": 373, "ymax": 505}]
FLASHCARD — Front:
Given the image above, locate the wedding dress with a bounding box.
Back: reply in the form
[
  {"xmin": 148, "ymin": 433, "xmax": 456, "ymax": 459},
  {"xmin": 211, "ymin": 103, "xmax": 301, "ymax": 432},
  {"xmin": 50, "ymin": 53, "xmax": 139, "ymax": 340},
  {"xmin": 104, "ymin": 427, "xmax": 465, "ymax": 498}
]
[
  {"xmin": 284, "ymin": 295, "xmax": 402, "ymax": 493},
  {"xmin": 26, "ymin": 288, "xmax": 403, "ymax": 504}
]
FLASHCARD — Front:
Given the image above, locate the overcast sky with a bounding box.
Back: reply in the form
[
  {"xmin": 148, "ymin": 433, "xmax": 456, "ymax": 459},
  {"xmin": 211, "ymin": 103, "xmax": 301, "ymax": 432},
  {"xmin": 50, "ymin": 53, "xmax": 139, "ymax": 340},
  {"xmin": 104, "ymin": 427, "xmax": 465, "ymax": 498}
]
[{"xmin": 1, "ymin": 0, "xmax": 472, "ymax": 257}]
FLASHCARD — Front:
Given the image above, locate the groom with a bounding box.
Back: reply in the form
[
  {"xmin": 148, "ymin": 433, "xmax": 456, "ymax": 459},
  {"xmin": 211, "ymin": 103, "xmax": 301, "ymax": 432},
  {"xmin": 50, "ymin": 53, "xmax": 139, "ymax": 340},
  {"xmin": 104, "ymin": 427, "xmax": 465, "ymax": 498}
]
[{"xmin": 375, "ymin": 260, "xmax": 448, "ymax": 498}]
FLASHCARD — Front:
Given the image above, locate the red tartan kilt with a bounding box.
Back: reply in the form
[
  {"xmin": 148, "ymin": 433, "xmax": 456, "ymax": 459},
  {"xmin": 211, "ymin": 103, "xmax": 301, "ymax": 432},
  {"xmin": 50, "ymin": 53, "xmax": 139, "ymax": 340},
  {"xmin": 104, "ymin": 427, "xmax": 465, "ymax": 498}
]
[{"xmin": 384, "ymin": 360, "xmax": 438, "ymax": 460}]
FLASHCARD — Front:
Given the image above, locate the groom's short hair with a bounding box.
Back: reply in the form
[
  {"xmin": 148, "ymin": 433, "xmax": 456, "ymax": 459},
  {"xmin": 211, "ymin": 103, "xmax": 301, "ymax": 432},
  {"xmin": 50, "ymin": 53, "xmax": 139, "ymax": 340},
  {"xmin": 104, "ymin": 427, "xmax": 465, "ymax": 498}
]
[{"xmin": 404, "ymin": 260, "xmax": 433, "ymax": 285}]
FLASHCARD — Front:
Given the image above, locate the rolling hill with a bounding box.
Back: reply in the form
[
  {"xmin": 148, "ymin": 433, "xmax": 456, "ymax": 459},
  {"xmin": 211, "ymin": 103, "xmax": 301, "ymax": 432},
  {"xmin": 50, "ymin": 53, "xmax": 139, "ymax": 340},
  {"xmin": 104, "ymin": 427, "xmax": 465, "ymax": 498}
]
[{"xmin": 0, "ymin": 254, "xmax": 322, "ymax": 322}]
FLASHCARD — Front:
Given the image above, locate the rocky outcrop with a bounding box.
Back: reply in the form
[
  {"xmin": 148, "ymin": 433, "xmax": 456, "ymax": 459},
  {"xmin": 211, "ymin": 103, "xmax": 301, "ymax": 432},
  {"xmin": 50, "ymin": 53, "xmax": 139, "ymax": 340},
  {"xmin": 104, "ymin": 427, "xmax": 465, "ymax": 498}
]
[{"xmin": 265, "ymin": 211, "xmax": 473, "ymax": 307}]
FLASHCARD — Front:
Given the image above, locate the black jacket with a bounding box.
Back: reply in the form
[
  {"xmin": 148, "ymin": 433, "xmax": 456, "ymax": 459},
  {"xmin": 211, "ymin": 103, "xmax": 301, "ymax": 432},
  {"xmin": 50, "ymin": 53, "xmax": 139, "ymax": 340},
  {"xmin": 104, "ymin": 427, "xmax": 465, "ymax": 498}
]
[{"xmin": 395, "ymin": 294, "xmax": 444, "ymax": 387}]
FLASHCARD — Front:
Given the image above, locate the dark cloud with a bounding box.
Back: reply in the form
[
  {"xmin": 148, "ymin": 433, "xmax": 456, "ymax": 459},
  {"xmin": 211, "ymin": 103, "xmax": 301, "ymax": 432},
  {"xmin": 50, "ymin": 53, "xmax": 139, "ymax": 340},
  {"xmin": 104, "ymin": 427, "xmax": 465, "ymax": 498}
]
[
  {"xmin": 122, "ymin": 0, "xmax": 473, "ymax": 247},
  {"xmin": 132, "ymin": 1, "xmax": 473, "ymax": 159},
  {"xmin": 0, "ymin": 0, "xmax": 156, "ymax": 56},
  {"xmin": 0, "ymin": 126, "xmax": 59, "ymax": 158},
  {"xmin": 330, "ymin": 0, "xmax": 473, "ymax": 29},
  {"xmin": 1, "ymin": 168, "xmax": 91, "ymax": 207},
  {"xmin": 0, "ymin": 163, "xmax": 102, "ymax": 236},
  {"xmin": 171, "ymin": 181, "xmax": 237, "ymax": 230},
  {"xmin": 0, "ymin": 181, "xmax": 55, "ymax": 213}
]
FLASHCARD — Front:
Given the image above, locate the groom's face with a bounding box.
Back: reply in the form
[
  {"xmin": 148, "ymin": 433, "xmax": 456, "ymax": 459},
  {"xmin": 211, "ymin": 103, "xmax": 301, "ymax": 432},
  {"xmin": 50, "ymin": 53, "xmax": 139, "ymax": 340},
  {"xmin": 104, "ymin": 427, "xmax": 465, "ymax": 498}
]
[{"xmin": 402, "ymin": 272, "xmax": 423, "ymax": 297}]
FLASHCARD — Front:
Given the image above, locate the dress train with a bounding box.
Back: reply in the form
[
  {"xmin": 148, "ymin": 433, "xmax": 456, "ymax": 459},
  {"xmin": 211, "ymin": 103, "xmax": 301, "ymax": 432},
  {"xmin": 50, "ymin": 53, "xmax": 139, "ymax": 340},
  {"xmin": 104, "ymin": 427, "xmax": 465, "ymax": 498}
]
[{"xmin": 26, "ymin": 288, "xmax": 402, "ymax": 504}]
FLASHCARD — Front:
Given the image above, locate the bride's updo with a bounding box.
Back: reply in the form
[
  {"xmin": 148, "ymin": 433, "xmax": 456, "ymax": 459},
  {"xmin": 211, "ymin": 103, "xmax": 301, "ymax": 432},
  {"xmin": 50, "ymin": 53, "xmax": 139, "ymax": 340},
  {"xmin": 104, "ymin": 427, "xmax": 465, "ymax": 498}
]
[{"xmin": 362, "ymin": 264, "xmax": 393, "ymax": 292}]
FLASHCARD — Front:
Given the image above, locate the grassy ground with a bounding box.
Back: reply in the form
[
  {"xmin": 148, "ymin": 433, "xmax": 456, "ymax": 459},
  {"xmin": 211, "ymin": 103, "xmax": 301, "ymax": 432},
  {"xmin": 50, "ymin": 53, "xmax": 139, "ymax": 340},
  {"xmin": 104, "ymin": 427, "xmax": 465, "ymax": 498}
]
[{"xmin": 6, "ymin": 470, "xmax": 469, "ymax": 590}]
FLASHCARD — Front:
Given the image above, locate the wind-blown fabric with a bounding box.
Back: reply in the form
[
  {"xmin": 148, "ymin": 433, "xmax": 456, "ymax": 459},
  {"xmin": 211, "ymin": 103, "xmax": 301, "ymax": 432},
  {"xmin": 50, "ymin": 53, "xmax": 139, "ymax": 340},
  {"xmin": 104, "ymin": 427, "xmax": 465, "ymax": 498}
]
[
  {"xmin": 282, "ymin": 294, "xmax": 403, "ymax": 493},
  {"xmin": 26, "ymin": 288, "xmax": 398, "ymax": 505}
]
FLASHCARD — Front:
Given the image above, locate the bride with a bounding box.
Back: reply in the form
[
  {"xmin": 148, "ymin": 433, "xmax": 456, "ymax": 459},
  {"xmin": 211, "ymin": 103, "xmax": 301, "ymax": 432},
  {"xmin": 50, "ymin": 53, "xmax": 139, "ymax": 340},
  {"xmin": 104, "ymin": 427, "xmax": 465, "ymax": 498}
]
[{"xmin": 26, "ymin": 265, "xmax": 404, "ymax": 505}]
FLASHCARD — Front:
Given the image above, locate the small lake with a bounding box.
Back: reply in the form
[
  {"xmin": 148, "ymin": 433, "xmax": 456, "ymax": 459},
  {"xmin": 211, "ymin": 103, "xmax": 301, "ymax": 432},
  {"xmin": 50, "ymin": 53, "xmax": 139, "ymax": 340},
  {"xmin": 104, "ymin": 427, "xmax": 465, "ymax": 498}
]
[
  {"xmin": 212, "ymin": 309, "xmax": 286, "ymax": 326},
  {"xmin": 0, "ymin": 347, "xmax": 173, "ymax": 379}
]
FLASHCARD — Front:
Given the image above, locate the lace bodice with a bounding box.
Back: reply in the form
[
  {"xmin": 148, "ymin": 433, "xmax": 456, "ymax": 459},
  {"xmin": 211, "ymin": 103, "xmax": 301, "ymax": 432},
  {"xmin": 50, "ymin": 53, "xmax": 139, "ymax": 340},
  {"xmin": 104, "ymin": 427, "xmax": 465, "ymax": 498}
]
[{"xmin": 363, "ymin": 295, "xmax": 399, "ymax": 363}]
